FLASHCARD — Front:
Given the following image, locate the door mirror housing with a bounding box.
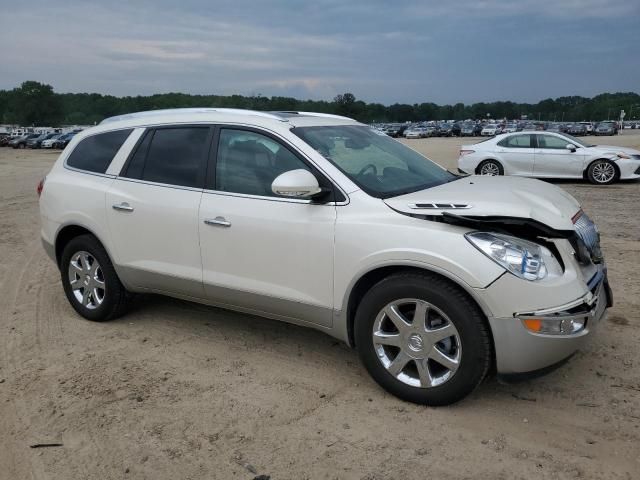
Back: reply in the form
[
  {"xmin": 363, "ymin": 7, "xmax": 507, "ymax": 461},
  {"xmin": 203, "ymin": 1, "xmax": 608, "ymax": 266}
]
[
  {"xmin": 271, "ymin": 169, "xmax": 322, "ymax": 198},
  {"xmin": 566, "ymin": 143, "xmax": 577, "ymax": 152}
]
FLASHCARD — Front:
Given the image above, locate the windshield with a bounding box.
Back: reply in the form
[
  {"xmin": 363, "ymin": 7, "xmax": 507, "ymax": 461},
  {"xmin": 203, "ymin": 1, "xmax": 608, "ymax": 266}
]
[{"xmin": 292, "ymin": 125, "xmax": 455, "ymax": 198}]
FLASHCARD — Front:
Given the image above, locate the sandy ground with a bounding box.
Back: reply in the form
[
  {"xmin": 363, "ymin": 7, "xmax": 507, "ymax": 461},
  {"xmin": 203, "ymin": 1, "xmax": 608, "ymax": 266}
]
[{"xmin": 1, "ymin": 132, "xmax": 639, "ymax": 480}]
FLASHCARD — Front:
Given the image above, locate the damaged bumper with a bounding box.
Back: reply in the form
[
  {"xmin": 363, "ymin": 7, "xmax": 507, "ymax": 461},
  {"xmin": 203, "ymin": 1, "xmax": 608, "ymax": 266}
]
[{"xmin": 486, "ymin": 267, "xmax": 610, "ymax": 376}]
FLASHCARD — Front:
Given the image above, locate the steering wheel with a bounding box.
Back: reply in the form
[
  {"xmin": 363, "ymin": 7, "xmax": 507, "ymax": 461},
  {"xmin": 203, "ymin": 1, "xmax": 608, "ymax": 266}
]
[{"xmin": 357, "ymin": 163, "xmax": 378, "ymax": 177}]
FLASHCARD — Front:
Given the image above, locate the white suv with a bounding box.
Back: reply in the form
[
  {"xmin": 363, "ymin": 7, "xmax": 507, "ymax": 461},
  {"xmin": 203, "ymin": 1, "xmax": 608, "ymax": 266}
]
[{"xmin": 39, "ymin": 108, "xmax": 611, "ymax": 405}]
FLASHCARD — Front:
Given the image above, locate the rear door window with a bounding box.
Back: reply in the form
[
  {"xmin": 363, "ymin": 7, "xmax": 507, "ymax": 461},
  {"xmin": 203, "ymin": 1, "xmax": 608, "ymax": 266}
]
[
  {"xmin": 122, "ymin": 127, "xmax": 211, "ymax": 188},
  {"xmin": 66, "ymin": 129, "xmax": 133, "ymax": 173}
]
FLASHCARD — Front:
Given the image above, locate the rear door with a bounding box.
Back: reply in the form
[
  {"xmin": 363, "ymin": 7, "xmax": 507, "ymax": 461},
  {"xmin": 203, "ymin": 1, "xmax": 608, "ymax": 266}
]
[
  {"xmin": 496, "ymin": 134, "xmax": 535, "ymax": 175},
  {"xmin": 533, "ymin": 134, "xmax": 585, "ymax": 177},
  {"xmin": 106, "ymin": 125, "xmax": 213, "ymax": 297}
]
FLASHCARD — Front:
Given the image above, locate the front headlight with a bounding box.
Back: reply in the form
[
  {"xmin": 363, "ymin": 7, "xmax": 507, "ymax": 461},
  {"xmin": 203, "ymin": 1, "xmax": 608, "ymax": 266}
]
[{"xmin": 465, "ymin": 232, "xmax": 561, "ymax": 281}]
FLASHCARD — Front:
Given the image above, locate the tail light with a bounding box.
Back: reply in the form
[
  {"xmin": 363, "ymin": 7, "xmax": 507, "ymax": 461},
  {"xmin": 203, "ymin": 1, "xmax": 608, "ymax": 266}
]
[
  {"xmin": 459, "ymin": 149, "xmax": 475, "ymax": 157},
  {"xmin": 36, "ymin": 177, "xmax": 46, "ymax": 198}
]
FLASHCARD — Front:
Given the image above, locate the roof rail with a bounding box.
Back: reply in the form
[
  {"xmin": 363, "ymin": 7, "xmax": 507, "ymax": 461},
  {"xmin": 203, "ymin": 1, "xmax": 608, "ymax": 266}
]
[
  {"xmin": 273, "ymin": 111, "xmax": 355, "ymax": 121},
  {"xmin": 100, "ymin": 108, "xmax": 289, "ymax": 125}
]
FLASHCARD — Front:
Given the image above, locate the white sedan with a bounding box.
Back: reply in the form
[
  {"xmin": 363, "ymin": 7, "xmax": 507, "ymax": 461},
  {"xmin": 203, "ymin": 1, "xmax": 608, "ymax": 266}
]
[{"xmin": 458, "ymin": 131, "xmax": 640, "ymax": 185}]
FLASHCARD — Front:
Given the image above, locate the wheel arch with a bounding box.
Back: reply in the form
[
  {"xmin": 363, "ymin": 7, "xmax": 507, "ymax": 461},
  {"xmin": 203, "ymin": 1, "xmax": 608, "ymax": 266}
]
[
  {"xmin": 343, "ymin": 264, "xmax": 495, "ymax": 356},
  {"xmin": 54, "ymin": 224, "xmax": 112, "ymax": 268}
]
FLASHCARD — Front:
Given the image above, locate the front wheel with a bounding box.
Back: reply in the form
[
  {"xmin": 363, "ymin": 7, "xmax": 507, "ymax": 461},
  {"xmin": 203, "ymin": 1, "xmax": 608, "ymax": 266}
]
[
  {"xmin": 587, "ymin": 160, "xmax": 618, "ymax": 185},
  {"xmin": 354, "ymin": 273, "xmax": 492, "ymax": 406},
  {"xmin": 60, "ymin": 234, "xmax": 131, "ymax": 321},
  {"xmin": 476, "ymin": 159, "xmax": 503, "ymax": 176}
]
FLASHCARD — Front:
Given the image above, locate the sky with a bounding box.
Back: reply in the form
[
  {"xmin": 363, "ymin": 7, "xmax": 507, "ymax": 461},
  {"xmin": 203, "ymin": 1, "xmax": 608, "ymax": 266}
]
[{"xmin": 1, "ymin": 0, "xmax": 639, "ymax": 104}]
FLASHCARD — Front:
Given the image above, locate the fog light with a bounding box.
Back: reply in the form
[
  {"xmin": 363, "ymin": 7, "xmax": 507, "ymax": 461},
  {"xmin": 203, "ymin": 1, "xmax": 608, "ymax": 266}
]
[{"xmin": 521, "ymin": 316, "xmax": 587, "ymax": 335}]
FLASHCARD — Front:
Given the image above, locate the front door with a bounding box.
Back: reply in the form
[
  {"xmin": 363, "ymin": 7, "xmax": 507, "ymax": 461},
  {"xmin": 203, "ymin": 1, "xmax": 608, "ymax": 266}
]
[
  {"xmin": 199, "ymin": 127, "xmax": 336, "ymax": 327},
  {"xmin": 533, "ymin": 134, "xmax": 585, "ymax": 177}
]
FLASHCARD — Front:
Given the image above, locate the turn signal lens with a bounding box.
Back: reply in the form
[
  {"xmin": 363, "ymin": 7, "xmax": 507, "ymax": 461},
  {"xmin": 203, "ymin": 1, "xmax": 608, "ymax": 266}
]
[
  {"xmin": 523, "ymin": 318, "xmax": 543, "ymax": 332},
  {"xmin": 521, "ymin": 317, "xmax": 587, "ymax": 335}
]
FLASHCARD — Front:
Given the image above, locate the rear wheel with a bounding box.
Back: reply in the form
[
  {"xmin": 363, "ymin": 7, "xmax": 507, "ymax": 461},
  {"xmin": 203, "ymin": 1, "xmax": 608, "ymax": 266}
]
[
  {"xmin": 355, "ymin": 273, "xmax": 492, "ymax": 406},
  {"xmin": 587, "ymin": 160, "xmax": 618, "ymax": 185},
  {"xmin": 60, "ymin": 234, "xmax": 130, "ymax": 321},
  {"xmin": 476, "ymin": 159, "xmax": 503, "ymax": 176}
]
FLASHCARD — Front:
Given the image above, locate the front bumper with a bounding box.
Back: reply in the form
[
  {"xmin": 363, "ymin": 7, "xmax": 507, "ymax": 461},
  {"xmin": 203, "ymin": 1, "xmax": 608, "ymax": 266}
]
[{"xmin": 487, "ymin": 270, "xmax": 610, "ymax": 375}]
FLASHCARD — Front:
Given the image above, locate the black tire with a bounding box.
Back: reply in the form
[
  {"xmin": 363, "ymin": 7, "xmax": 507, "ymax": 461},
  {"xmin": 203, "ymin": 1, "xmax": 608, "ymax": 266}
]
[
  {"xmin": 586, "ymin": 159, "xmax": 618, "ymax": 185},
  {"xmin": 354, "ymin": 273, "xmax": 492, "ymax": 406},
  {"xmin": 476, "ymin": 159, "xmax": 504, "ymax": 176},
  {"xmin": 60, "ymin": 234, "xmax": 130, "ymax": 321}
]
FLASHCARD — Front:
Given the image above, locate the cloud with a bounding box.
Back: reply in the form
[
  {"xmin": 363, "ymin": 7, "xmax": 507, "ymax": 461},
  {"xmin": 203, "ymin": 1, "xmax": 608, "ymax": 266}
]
[{"xmin": 0, "ymin": 0, "xmax": 638, "ymax": 104}]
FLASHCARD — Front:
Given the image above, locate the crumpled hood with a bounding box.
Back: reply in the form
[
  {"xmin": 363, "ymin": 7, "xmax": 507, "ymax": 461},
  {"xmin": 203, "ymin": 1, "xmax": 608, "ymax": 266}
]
[{"xmin": 383, "ymin": 175, "xmax": 581, "ymax": 230}]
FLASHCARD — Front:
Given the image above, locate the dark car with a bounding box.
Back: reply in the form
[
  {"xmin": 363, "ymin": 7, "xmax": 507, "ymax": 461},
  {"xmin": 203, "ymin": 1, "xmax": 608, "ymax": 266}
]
[
  {"xmin": 545, "ymin": 123, "xmax": 562, "ymax": 133},
  {"xmin": 10, "ymin": 133, "xmax": 40, "ymax": 149},
  {"xmin": 594, "ymin": 122, "xmax": 617, "ymax": 136},
  {"xmin": 461, "ymin": 123, "xmax": 482, "ymax": 136},
  {"xmin": 567, "ymin": 124, "xmax": 587, "ymax": 136},
  {"xmin": 53, "ymin": 133, "xmax": 76, "ymax": 149},
  {"xmin": 437, "ymin": 124, "xmax": 453, "ymax": 137},
  {"xmin": 451, "ymin": 123, "xmax": 462, "ymax": 137},
  {"xmin": 27, "ymin": 133, "xmax": 57, "ymax": 149},
  {"xmin": 0, "ymin": 133, "xmax": 11, "ymax": 147}
]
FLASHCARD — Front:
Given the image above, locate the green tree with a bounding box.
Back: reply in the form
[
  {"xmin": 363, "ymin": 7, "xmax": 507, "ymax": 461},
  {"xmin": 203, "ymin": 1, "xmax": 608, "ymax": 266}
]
[{"xmin": 7, "ymin": 81, "xmax": 62, "ymax": 126}]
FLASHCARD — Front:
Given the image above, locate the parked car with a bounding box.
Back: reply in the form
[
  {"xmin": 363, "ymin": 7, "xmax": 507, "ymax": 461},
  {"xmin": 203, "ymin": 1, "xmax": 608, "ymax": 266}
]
[
  {"xmin": 594, "ymin": 122, "xmax": 618, "ymax": 136},
  {"xmin": 480, "ymin": 124, "xmax": 500, "ymax": 136},
  {"xmin": 458, "ymin": 131, "xmax": 640, "ymax": 184},
  {"xmin": 52, "ymin": 133, "xmax": 76, "ymax": 149},
  {"xmin": 404, "ymin": 127, "xmax": 429, "ymax": 139},
  {"xmin": 451, "ymin": 123, "xmax": 462, "ymax": 137},
  {"xmin": 579, "ymin": 122, "xmax": 594, "ymax": 134},
  {"xmin": 503, "ymin": 123, "xmax": 518, "ymax": 133},
  {"xmin": 567, "ymin": 124, "xmax": 587, "ymax": 136},
  {"xmin": 0, "ymin": 133, "xmax": 11, "ymax": 147},
  {"xmin": 39, "ymin": 108, "xmax": 611, "ymax": 406},
  {"xmin": 27, "ymin": 132, "xmax": 58, "ymax": 149},
  {"xmin": 460, "ymin": 123, "xmax": 482, "ymax": 136},
  {"xmin": 437, "ymin": 124, "xmax": 453, "ymax": 137},
  {"xmin": 9, "ymin": 133, "xmax": 40, "ymax": 149},
  {"xmin": 42, "ymin": 134, "xmax": 63, "ymax": 149}
]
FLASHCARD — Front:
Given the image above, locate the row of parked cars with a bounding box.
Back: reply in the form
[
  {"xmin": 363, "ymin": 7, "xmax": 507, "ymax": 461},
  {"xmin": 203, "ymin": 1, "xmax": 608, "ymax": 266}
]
[
  {"xmin": 0, "ymin": 131, "xmax": 81, "ymax": 149},
  {"xmin": 375, "ymin": 120, "xmax": 623, "ymax": 139}
]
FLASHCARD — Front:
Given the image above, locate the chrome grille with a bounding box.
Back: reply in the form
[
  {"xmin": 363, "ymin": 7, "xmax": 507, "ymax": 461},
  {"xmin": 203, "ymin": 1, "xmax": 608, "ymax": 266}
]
[{"xmin": 574, "ymin": 212, "xmax": 603, "ymax": 263}]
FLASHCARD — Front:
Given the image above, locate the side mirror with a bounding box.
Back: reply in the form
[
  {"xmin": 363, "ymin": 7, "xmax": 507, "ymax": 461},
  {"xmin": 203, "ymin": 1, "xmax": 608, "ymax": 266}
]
[
  {"xmin": 566, "ymin": 144, "xmax": 577, "ymax": 152},
  {"xmin": 271, "ymin": 169, "xmax": 322, "ymax": 198}
]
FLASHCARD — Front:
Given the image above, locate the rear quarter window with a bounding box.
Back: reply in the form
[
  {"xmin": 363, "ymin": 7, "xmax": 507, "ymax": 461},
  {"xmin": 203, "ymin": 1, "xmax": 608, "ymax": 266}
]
[{"xmin": 66, "ymin": 129, "xmax": 133, "ymax": 174}]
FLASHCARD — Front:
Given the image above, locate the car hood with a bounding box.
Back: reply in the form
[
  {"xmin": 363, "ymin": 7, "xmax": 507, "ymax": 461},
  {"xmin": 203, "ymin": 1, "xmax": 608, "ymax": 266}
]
[
  {"xmin": 383, "ymin": 175, "xmax": 581, "ymax": 230},
  {"xmin": 588, "ymin": 145, "xmax": 640, "ymax": 155}
]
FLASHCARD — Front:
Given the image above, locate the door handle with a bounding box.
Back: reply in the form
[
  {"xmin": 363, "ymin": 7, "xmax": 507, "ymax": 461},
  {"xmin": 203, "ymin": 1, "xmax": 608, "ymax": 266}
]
[
  {"xmin": 204, "ymin": 216, "xmax": 231, "ymax": 228},
  {"xmin": 112, "ymin": 202, "xmax": 134, "ymax": 212}
]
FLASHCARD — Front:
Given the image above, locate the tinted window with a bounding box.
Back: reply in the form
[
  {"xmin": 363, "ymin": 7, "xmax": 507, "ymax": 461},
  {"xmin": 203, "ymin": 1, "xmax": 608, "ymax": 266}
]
[
  {"xmin": 129, "ymin": 127, "xmax": 210, "ymax": 188},
  {"xmin": 215, "ymin": 129, "xmax": 310, "ymax": 197},
  {"xmin": 67, "ymin": 129, "xmax": 132, "ymax": 173},
  {"xmin": 500, "ymin": 134, "xmax": 531, "ymax": 148},
  {"xmin": 537, "ymin": 134, "xmax": 570, "ymax": 149}
]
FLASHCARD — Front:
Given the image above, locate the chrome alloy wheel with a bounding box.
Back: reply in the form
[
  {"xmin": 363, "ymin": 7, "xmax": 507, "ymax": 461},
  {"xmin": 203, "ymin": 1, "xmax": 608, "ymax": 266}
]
[
  {"xmin": 479, "ymin": 162, "xmax": 500, "ymax": 175},
  {"xmin": 68, "ymin": 251, "xmax": 105, "ymax": 310},
  {"xmin": 372, "ymin": 299, "xmax": 462, "ymax": 388},
  {"xmin": 591, "ymin": 161, "xmax": 615, "ymax": 183}
]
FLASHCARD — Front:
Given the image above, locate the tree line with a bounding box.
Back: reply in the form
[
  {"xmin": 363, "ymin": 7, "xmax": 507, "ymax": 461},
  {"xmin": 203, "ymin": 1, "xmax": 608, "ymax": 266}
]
[{"xmin": 1, "ymin": 81, "xmax": 638, "ymax": 127}]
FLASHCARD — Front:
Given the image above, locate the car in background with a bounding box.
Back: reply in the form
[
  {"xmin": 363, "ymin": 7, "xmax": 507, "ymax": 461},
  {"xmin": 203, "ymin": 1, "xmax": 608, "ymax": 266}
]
[
  {"xmin": 0, "ymin": 133, "xmax": 11, "ymax": 147},
  {"xmin": 503, "ymin": 123, "xmax": 518, "ymax": 133},
  {"xmin": 579, "ymin": 122, "xmax": 594, "ymax": 134},
  {"xmin": 404, "ymin": 126, "xmax": 429, "ymax": 139},
  {"xmin": 42, "ymin": 134, "xmax": 64, "ymax": 149},
  {"xmin": 594, "ymin": 122, "xmax": 618, "ymax": 136},
  {"xmin": 460, "ymin": 123, "xmax": 481, "ymax": 136},
  {"xmin": 425, "ymin": 125, "xmax": 438, "ymax": 137},
  {"xmin": 451, "ymin": 123, "xmax": 462, "ymax": 137},
  {"xmin": 52, "ymin": 133, "xmax": 77, "ymax": 149},
  {"xmin": 437, "ymin": 123, "xmax": 454, "ymax": 137},
  {"xmin": 9, "ymin": 133, "xmax": 40, "ymax": 149},
  {"xmin": 27, "ymin": 132, "xmax": 58, "ymax": 149},
  {"xmin": 567, "ymin": 124, "xmax": 587, "ymax": 136},
  {"xmin": 480, "ymin": 124, "xmax": 500, "ymax": 136},
  {"xmin": 458, "ymin": 131, "xmax": 640, "ymax": 184}
]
